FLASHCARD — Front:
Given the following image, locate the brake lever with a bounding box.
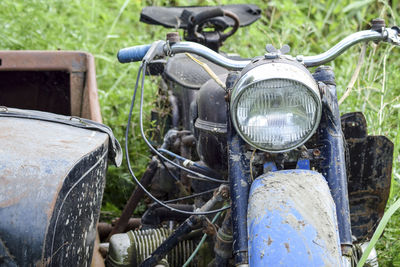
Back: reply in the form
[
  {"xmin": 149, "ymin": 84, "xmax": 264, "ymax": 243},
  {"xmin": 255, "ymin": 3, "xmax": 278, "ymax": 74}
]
[{"xmin": 143, "ymin": 40, "xmax": 167, "ymax": 63}]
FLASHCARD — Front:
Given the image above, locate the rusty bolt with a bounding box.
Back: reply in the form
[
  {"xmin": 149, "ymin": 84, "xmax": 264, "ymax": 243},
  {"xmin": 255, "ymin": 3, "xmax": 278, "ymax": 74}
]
[
  {"xmin": 220, "ymin": 186, "xmax": 230, "ymax": 199},
  {"xmin": 224, "ymin": 91, "xmax": 231, "ymax": 102},
  {"xmin": 313, "ymin": 149, "xmax": 321, "ymax": 157},
  {"xmin": 341, "ymin": 244, "xmax": 353, "ymax": 257},
  {"xmin": 371, "ymin": 18, "xmax": 385, "ymax": 32},
  {"xmin": 203, "ymin": 219, "xmax": 217, "ymax": 236},
  {"xmin": 166, "ymin": 32, "xmax": 180, "ymax": 44}
]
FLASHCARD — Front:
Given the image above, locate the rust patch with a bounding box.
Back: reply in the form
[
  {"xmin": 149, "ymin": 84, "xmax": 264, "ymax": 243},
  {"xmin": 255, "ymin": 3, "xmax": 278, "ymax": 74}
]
[
  {"xmin": 341, "ymin": 112, "xmax": 393, "ymax": 241},
  {"xmin": 284, "ymin": 242, "xmax": 290, "ymax": 253},
  {"xmin": 260, "ymin": 249, "xmax": 265, "ymax": 259},
  {"xmin": 0, "ymin": 50, "xmax": 101, "ymax": 122},
  {"xmin": 267, "ymin": 236, "xmax": 273, "ymax": 246},
  {"xmin": 0, "ymin": 190, "xmax": 29, "ymax": 208}
]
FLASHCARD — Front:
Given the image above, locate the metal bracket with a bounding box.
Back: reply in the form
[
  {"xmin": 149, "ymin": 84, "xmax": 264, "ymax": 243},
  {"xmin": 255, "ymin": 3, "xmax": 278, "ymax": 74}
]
[
  {"xmin": 265, "ymin": 44, "xmax": 291, "ymax": 59},
  {"xmin": 384, "ymin": 27, "xmax": 400, "ymax": 45}
]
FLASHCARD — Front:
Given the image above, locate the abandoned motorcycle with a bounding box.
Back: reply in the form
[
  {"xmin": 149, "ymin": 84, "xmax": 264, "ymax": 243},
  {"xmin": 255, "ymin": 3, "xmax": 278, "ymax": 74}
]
[{"xmin": 109, "ymin": 6, "xmax": 399, "ymax": 267}]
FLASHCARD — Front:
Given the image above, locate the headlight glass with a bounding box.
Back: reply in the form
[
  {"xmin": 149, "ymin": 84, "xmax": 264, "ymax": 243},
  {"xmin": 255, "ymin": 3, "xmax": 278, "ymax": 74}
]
[{"xmin": 231, "ymin": 61, "xmax": 321, "ymax": 152}]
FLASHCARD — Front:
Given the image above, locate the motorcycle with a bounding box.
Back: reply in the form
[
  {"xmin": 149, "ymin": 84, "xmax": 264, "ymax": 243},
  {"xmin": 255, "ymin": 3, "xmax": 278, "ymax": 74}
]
[
  {"xmin": 0, "ymin": 4, "xmax": 398, "ymax": 267},
  {"xmin": 106, "ymin": 4, "xmax": 399, "ymax": 267}
]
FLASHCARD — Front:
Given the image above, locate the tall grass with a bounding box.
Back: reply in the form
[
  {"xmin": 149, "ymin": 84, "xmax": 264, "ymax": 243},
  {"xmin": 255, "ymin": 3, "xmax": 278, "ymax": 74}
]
[{"xmin": 0, "ymin": 0, "xmax": 399, "ymax": 265}]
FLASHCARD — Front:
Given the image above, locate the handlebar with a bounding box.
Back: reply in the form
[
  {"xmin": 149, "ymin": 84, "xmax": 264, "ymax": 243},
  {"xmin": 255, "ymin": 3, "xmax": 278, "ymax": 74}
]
[
  {"xmin": 117, "ymin": 44, "xmax": 151, "ymax": 63},
  {"xmin": 117, "ymin": 27, "xmax": 400, "ymax": 68},
  {"xmin": 302, "ymin": 28, "xmax": 399, "ymax": 66}
]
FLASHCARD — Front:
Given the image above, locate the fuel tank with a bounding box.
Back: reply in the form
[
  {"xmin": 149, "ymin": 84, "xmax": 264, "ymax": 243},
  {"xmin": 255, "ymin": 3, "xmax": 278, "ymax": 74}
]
[{"xmin": 0, "ymin": 108, "xmax": 121, "ymax": 266}]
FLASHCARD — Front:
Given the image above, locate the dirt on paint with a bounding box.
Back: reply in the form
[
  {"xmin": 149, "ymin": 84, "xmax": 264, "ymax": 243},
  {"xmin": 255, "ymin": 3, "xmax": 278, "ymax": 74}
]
[{"xmin": 248, "ymin": 171, "xmax": 341, "ymax": 265}]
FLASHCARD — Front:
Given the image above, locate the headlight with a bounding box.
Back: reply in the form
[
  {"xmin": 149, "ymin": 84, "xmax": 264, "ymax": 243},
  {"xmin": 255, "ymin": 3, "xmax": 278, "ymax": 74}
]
[{"xmin": 231, "ymin": 60, "xmax": 321, "ymax": 152}]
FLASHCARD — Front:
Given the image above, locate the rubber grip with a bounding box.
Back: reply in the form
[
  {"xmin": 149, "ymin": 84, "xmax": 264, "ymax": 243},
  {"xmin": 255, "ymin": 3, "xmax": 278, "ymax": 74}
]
[{"xmin": 117, "ymin": 44, "xmax": 151, "ymax": 63}]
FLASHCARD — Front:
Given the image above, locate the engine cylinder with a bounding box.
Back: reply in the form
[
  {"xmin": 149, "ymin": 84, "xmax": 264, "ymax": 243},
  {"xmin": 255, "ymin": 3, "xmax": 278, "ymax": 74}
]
[{"xmin": 107, "ymin": 228, "xmax": 195, "ymax": 266}]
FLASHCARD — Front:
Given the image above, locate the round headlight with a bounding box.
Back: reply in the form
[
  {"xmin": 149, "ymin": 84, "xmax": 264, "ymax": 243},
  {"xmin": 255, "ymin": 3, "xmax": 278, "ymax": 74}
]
[{"xmin": 231, "ymin": 60, "xmax": 321, "ymax": 152}]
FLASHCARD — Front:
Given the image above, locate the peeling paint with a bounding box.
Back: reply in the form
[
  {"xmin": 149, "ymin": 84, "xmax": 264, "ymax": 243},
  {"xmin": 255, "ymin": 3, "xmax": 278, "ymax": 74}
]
[
  {"xmin": 230, "ymin": 154, "xmax": 241, "ymax": 162},
  {"xmin": 0, "ymin": 116, "xmax": 109, "ymax": 265}
]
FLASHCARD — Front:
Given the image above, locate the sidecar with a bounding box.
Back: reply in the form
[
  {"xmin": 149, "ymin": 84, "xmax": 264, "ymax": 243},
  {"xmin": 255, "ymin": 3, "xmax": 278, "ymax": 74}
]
[{"xmin": 0, "ymin": 51, "xmax": 121, "ymax": 266}]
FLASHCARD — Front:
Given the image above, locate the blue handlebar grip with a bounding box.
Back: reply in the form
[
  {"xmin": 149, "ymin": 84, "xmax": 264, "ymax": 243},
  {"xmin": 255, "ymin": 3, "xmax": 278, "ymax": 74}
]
[{"xmin": 117, "ymin": 44, "xmax": 151, "ymax": 63}]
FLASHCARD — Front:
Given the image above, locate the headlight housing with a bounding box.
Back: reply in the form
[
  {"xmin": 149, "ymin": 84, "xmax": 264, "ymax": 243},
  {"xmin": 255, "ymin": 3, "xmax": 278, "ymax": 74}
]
[{"xmin": 230, "ymin": 60, "xmax": 322, "ymax": 152}]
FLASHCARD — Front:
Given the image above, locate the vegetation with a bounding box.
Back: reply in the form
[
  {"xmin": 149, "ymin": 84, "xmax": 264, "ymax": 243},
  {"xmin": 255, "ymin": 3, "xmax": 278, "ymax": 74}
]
[{"xmin": 0, "ymin": 0, "xmax": 399, "ymax": 265}]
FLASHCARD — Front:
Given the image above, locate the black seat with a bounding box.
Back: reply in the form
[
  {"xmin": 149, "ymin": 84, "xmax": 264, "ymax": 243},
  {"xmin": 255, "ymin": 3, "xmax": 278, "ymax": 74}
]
[{"xmin": 140, "ymin": 4, "xmax": 261, "ymax": 29}]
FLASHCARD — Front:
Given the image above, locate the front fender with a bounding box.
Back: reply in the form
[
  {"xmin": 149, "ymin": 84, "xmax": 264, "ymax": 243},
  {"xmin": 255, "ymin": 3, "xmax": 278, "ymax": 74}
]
[{"xmin": 247, "ymin": 170, "xmax": 342, "ymax": 266}]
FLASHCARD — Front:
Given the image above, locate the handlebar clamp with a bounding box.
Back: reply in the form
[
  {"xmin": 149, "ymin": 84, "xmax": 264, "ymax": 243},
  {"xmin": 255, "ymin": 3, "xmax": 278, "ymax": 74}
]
[{"xmin": 385, "ymin": 27, "xmax": 400, "ymax": 46}]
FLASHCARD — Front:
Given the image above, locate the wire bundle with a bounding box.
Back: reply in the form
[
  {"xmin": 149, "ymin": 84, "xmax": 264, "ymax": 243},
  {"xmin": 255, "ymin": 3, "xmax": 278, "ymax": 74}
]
[{"xmin": 124, "ymin": 61, "xmax": 230, "ymax": 215}]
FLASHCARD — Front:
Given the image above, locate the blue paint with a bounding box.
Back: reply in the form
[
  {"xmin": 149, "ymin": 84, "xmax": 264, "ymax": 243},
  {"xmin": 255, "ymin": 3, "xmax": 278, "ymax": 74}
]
[
  {"xmin": 248, "ymin": 209, "xmax": 327, "ymax": 266},
  {"xmin": 117, "ymin": 44, "xmax": 151, "ymax": 63},
  {"xmin": 263, "ymin": 161, "xmax": 277, "ymax": 172},
  {"xmin": 228, "ymin": 132, "xmax": 250, "ymax": 265},
  {"xmin": 248, "ymin": 170, "xmax": 342, "ymax": 266},
  {"xmin": 314, "ymin": 67, "xmax": 352, "ymax": 246},
  {"xmin": 41, "ymin": 159, "xmax": 69, "ymax": 175},
  {"xmin": 296, "ymin": 159, "xmax": 310, "ymax": 170}
]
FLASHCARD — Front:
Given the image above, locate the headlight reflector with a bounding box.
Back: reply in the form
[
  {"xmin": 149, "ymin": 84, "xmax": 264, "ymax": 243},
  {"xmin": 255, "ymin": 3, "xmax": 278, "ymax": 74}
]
[{"xmin": 231, "ymin": 61, "xmax": 321, "ymax": 152}]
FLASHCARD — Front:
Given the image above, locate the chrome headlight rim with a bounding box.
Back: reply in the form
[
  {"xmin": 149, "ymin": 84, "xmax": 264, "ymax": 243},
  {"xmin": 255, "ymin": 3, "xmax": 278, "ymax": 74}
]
[{"xmin": 230, "ymin": 60, "xmax": 322, "ymax": 153}]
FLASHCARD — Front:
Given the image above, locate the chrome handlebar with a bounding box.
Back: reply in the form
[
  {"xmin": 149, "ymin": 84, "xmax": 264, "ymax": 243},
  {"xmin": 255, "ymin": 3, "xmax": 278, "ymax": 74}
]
[
  {"xmin": 168, "ymin": 41, "xmax": 250, "ymax": 70},
  {"xmin": 137, "ymin": 27, "xmax": 399, "ymax": 69},
  {"xmin": 169, "ymin": 27, "xmax": 399, "ymax": 69},
  {"xmin": 301, "ymin": 27, "xmax": 400, "ymax": 67}
]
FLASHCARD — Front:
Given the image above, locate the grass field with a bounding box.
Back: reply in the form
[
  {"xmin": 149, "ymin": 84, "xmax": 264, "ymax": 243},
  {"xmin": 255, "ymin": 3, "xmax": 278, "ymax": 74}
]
[{"xmin": 1, "ymin": 0, "xmax": 399, "ymax": 265}]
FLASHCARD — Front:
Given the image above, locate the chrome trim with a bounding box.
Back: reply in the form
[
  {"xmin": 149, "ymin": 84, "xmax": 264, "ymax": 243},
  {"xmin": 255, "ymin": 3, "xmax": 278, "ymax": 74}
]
[
  {"xmin": 230, "ymin": 61, "xmax": 322, "ymax": 153},
  {"xmin": 342, "ymin": 256, "xmax": 352, "ymax": 267},
  {"xmin": 194, "ymin": 119, "xmax": 227, "ymax": 134},
  {"xmin": 301, "ymin": 30, "xmax": 386, "ymax": 67},
  {"xmin": 169, "ymin": 41, "xmax": 250, "ymax": 70}
]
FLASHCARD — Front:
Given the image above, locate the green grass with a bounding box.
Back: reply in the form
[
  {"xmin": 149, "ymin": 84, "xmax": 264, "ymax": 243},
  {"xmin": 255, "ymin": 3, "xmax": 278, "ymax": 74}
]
[{"xmin": 1, "ymin": 0, "xmax": 399, "ymax": 265}]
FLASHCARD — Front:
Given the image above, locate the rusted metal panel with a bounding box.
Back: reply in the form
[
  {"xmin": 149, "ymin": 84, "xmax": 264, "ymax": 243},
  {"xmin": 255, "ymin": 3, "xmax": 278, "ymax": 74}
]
[
  {"xmin": 0, "ymin": 114, "xmax": 109, "ymax": 266},
  {"xmin": 341, "ymin": 112, "xmax": 393, "ymax": 242},
  {"xmin": 0, "ymin": 50, "xmax": 102, "ymax": 122}
]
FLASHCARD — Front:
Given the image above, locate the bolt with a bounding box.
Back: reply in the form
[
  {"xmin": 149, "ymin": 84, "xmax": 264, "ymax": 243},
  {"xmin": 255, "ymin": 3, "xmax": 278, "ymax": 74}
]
[
  {"xmin": 166, "ymin": 32, "xmax": 180, "ymax": 44},
  {"xmin": 313, "ymin": 149, "xmax": 321, "ymax": 157},
  {"xmin": 219, "ymin": 186, "xmax": 230, "ymax": 199},
  {"xmin": 203, "ymin": 219, "xmax": 217, "ymax": 236},
  {"xmin": 371, "ymin": 18, "xmax": 385, "ymax": 32}
]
